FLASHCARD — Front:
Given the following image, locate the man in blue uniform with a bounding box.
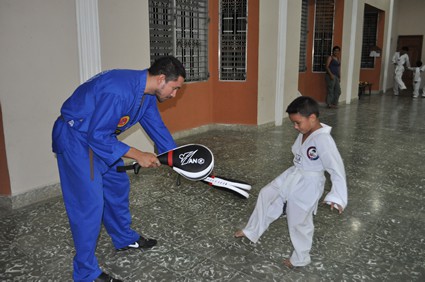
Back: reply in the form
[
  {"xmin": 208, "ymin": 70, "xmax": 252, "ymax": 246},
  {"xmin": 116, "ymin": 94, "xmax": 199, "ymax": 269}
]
[{"xmin": 52, "ymin": 56, "xmax": 186, "ymax": 282}]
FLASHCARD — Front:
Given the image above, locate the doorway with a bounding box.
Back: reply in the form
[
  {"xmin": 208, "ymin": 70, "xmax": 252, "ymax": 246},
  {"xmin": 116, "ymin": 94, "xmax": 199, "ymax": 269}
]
[{"xmin": 397, "ymin": 35, "xmax": 423, "ymax": 88}]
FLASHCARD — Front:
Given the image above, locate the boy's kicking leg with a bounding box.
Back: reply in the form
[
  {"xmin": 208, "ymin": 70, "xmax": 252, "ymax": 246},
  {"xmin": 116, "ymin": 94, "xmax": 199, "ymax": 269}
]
[
  {"xmin": 235, "ymin": 169, "xmax": 304, "ymax": 243},
  {"xmin": 234, "ymin": 183, "xmax": 284, "ymax": 243}
]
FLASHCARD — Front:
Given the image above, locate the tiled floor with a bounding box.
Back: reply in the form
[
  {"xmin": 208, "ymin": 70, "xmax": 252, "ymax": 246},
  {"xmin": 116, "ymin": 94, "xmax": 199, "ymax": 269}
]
[{"xmin": 1, "ymin": 91, "xmax": 425, "ymax": 281}]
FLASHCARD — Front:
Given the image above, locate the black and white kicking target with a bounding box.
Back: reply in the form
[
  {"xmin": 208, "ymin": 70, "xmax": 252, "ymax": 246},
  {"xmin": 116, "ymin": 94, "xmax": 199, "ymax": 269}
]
[
  {"xmin": 157, "ymin": 144, "xmax": 214, "ymax": 181},
  {"xmin": 117, "ymin": 144, "xmax": 251, "ymax": 199},
  {"xmin": 117, "ymin": 144, "xmax": 214, "ymax": 181}
]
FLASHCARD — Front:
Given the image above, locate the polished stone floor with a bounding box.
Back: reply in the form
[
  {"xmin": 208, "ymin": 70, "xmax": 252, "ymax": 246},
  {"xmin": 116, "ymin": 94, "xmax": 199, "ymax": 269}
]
[{"xmin": 1, "ymin": 91, "xmax": 425, "ymax": 281}]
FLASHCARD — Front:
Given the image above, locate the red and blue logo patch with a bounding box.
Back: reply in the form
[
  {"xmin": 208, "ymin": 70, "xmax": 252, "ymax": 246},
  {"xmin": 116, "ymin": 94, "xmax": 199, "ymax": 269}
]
[{"xmin": 307, "ymin": 146, "xmax": 319, "ymax": 160}]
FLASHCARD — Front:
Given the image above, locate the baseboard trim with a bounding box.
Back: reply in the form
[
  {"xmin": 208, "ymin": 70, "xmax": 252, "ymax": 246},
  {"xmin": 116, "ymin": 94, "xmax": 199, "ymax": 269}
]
[{"xmin": 0, "ymin": 182, "xmax": 62, "ymax": 210}]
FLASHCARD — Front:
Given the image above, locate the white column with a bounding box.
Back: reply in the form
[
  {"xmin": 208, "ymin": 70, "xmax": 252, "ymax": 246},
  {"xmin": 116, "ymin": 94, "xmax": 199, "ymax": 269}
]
[
  {"xmin": 275, "ymin": 0, "xmax": 288, "ymax": 126},
  {"xmin": 345, "ymin": 0, "xmax": 358, "ymax": 104},
  {"xmin": 382, "ymin": 0, "xmax": 394, "ymax": 93},
  {"xmin": 75, "ymin": 0, "xmax": 101, "ymax": 83}
]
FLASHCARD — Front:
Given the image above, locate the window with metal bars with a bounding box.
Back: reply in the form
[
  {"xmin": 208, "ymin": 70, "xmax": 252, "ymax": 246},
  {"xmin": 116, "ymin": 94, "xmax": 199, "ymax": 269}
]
[
  {"xmin": 149, "ymin": 0, "xmax": 209, "ymax": 82},
  {"xmin": 219, "ymin": 0, "xmax": 247, "ymax": 81},
  {"xmin": 299, "ymin": 0, "xmax": 309, "ymax": 72},
  {"xmin": 361, "ymin": 11, "xmax": 378, "ymax": 69},
  {"xmin": 312, "ymin": 0, "xmax": 335, "ymax": 72}
]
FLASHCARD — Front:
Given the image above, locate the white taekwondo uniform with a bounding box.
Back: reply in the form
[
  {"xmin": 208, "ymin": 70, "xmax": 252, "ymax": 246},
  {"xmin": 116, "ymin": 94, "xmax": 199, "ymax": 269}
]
[
  {"xmin": 408, "ymin": 66, "xmax": 425, "ymax": 97},
  {"xmin": 392, "ymin": 52, "xmax": 410, "ymax": 95},
  {"xmin": 242, "ymin": 123, "xmax": 347, "ymax": 267}
]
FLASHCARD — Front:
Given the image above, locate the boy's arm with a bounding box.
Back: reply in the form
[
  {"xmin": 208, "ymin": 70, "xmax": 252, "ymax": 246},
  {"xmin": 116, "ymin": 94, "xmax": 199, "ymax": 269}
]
[
  {"xmin": 392, "ymin": 52, "xmax": 398, "ymax": 64},
  {"xmin": 316, "ymin": 135, "xmax": 348, "ymax": 210},
  {"xmin": 325, "ymin": 56, "xmax": 334, "ymax": 79},
  {"xmin": 405, "ymin": 55, "xmax": 411, "ymax": 68}
]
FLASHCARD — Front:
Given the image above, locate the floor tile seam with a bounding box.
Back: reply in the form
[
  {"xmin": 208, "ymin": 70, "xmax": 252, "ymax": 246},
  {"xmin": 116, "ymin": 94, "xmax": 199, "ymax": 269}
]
[
  {"xmin": 354, "ymin": 232, "xmax": 410, "ymax": 256},
  {"xmin": 124, "ymin": 258, "xmax": 189, "ymax": 282},
  {"xmin": 347, "ymin": 189, "xmax": 425, "ymax": 204},
  {"xmin": 149, "ymin": 251, "xmax": 210, "ymax": 277},
  {"xmin": 177, "ymin": 237, "xmax": 230, "ymax": 256},
  {"xmin": 190, "ymin": 254, "xmax": 286, "ymax": 282}
]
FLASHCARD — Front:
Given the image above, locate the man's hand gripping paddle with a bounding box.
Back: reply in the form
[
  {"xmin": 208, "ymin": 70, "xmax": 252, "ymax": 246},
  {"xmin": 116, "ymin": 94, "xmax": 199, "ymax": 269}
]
[
  {"xmin": 117, "ymin": 144, "xmax": 251, "ymax": 198},
  {"xmin": 117, "ymin": 144, "xmax": 214, "ymax": 180}
]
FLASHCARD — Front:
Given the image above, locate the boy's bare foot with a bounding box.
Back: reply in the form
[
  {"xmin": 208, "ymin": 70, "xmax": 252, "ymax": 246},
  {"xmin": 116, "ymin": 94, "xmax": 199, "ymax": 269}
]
[
  {"xmin": 234, "ymin": 230, "xmax": 245, "ymax": 238},
  {"xmin": 283, "ymin": 258, "xmax": 294, "ymax": 269}
]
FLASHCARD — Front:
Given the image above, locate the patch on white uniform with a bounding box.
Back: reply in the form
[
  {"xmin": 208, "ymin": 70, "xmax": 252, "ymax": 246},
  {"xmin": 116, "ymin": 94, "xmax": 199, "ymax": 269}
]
[{"xmin": 307, "ymin": 146, "xmax": 319, "ymax": 160}]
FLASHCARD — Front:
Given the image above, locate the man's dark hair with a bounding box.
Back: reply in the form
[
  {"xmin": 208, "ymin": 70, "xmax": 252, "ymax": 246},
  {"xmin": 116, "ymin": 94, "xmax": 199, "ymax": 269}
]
[
  {"xmin": 416, "ymin": 60, "xmax": 422, "ymax": 67},
  {"xmin": 401, "ymin": 46, "xmax": 409, "ymax": 52},
  {"xmin": 332, "ymin": 46, "xmax": 341, "ymax": 52},
  {"xmin": 148, "ymin": 56, "xmax": 186, "ymax": 82},
  {"xmin": 286, "ymin": 96, "xmax": 320, "ymax": 118}
]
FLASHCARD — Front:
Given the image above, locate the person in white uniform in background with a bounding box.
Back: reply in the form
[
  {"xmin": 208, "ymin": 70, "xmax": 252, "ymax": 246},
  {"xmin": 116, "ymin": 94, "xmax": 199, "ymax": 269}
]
[
  {"xmin": 407, "ymin": 60, "xmax": 425, "ymax": 98},
  {"xmin": 392, "ymin": 46, "xmax": 410, "ymax": 96},
  {"xmin": 234, "ymin": 96, "xmax": 348, "ymax": 269}
]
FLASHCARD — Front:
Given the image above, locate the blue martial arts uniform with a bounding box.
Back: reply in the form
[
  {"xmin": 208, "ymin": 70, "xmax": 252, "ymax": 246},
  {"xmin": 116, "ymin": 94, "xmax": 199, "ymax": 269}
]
[{"xmin": 52, "ymin": 69, "xmax": 177, "ymax": 282}]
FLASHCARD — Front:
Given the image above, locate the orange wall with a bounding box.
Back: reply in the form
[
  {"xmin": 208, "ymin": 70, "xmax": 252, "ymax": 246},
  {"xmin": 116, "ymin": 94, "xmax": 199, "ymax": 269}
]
[
  {"xmin": 298, "ymin": 0, "xmax": 344, "ymax": 103},
  {"xmin": 0, "ymin": 102, "xmax": 11, "ymax": 196},
  {"xmin": 359, "ymin": 10, "xmax": 385, "ymax": 91},
  {"xmin": 158, "ymin": 81, "xmax": 214, "ymax": 133},
  {"xmin": 211, "ymin": 0, "xmax": 259, "ymax": 125},
  {"xmin": 159, "ymin": 0, "xmax": 259, "ymax": 132}
]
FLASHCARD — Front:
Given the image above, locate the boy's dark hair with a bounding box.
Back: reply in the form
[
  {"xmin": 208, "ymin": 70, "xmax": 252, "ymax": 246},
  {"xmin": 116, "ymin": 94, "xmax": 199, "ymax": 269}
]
[
  {"xmin": 332, "ymin": 46, "xmax": 341, "ymax": 52},
  {"xmin": 148, "ymin": 56, "xmax": 186, "ymax": 82},
  {"xmin": 416, "ymin": 60, "xmax": 423, "ymax": 67},
  {"xmin": 401, "ymin": 46, "xmax": 409, "ymax": 52},
  {"xmin": 286, "ymin": 96, "xmax": 320, "ymax": 118}
]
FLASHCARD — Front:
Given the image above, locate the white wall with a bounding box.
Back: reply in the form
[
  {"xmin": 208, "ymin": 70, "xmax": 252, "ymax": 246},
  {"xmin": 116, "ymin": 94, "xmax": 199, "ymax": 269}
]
[
  {"xmin": 283, "ymin": 0, "xmax": 302, "ymax": 110},
  {"xmin": 340, "ymin": 0, "xmax": 392, "ymax": 100},
  {"xmin": 257, "ymin": 0, "xmax": 301, "ymax": 126},
  {"xmin": 98, "ymin": 0, "xmax": 154, "ymax": 155},
  {"xmin": 257, "ymin": 0, "xmax": 278, "ymax": 125},
  {"xmin": 353, "ymin": 0, "xmax": 411, "ymax": 93},
  {"xmin": 395, "ymin": 0, "xmax": 425, "ymax": 60},
  {"xmin": 0, "ymin": 0, "xmax": 80, "ymax": 195},
  {"xmin": 0, "ymin": 0, "xmax": 154, "ymax": 198}
]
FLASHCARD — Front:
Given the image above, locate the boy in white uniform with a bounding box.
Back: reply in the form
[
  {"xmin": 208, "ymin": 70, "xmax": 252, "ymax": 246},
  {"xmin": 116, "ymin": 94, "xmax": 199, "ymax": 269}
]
[
  {"xmin": 407, "ymin": 60, "xmax": 425, "ymax": 98},
  {"xmin": 392, "ymin": 46, "xmax": 410, "ymax": 96},
  {"xmin": 235, "ymin": 96, "xmax": 348, "ymax": 268}
]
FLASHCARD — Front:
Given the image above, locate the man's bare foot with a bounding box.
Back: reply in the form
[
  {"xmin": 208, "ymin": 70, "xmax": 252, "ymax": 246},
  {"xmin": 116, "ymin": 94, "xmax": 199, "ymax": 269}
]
[
  {"xmin": 283, "ymin": 258, "xmax": 294, "ymax": 269},
  {"xmin": 234, "ymin": 230, "xmax": 245, "ymax": 238}
]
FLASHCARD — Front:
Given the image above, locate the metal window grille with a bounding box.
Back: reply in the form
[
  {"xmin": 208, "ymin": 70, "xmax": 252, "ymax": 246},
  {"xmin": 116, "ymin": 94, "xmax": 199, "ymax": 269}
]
[
  {"xmin": 312, "ymin": 0, "xmax": 335, "ymax": 72},
  {"xmin": 149, "ymin": 0, "xmax": 209, "ymax": 82},
  {"xmin": 299, "ymin": 0, "xmax": 309, "ymax": 72},
  {"xmin": 361, "ymin": 11, "xmax": 378, "ymax": 69},
  {"xmin": 219, "ymin": 0, "xmax": 247, "ymax": 81}
]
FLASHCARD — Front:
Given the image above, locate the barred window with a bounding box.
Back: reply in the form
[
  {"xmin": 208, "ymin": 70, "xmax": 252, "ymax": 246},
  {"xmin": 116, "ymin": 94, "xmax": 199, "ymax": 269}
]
[
  {"xmin": 312, "ymin": 0, "xmax": 335, "ymax": 72},
  {"xmin": 361, "ymin": 9, "xmax": 378, "ymax": 69},
  {"xmin": 149, "ymin": 0, "xmax": 209, "ymax": 82},
  {"xmin": 219, "ymin": 0, "xmax": 248, "ymax": 81},
  {"xmin": 299, "ymin": 0, "xmax": 309, "ymax": 72}
]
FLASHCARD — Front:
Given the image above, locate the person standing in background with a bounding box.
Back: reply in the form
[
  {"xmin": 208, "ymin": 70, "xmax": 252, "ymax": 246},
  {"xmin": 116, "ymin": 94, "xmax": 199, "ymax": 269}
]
[
  {"xmin": 392, "ymin": 46, "xmax": 410, "ymax": 96},
  {"xmin": 325, "ymin": 46, "xmax": 341, "ymax": 109},
  {"xmin": 407, "ymin": 60, "xmax": 424, "ymax": 98}
]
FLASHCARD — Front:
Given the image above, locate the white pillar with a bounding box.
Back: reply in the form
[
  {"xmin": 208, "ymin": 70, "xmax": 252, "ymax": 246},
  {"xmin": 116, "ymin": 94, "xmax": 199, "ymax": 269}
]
[
  {"xmin": 345, "ymin": 0, "xmax": 358, "ymax": 104},
  {"xmin": 382, "ymin": 0, "xmax": 394, "ymax": 93},
  {"xmin": 75, "ymin": 0, "xmax": 101, "ymax": 83},
  {"xmin": 275, "ymin": 0, "xmax": 288, "ymax": 126}
]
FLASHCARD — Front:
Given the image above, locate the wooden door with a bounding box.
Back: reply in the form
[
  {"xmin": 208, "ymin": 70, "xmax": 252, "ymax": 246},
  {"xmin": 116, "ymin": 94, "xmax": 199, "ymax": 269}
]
[{"xmin": 397, "ymin": 35, "xmax": 423, "ymax": 88}]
